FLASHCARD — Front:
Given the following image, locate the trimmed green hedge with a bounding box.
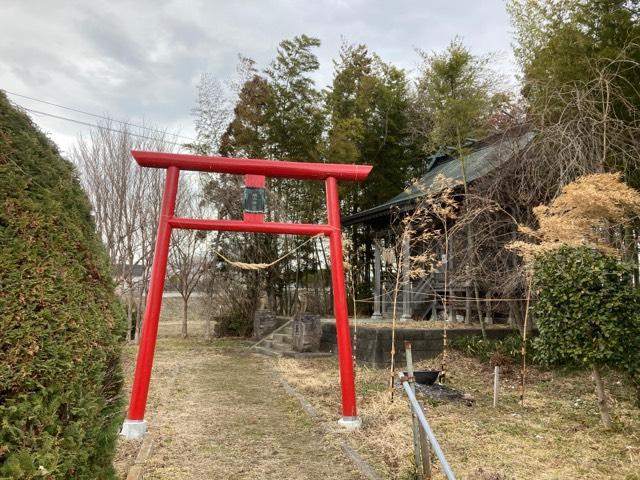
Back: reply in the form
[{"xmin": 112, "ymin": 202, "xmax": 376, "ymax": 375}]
[
  {"xmin": 450, "ymin": 334, "xmax": 537, "ymax": 365},
  {"xmin": 0, "ymin": 93, "xmax": 126, "ymax": 478},
  {"xmin": 532, "ymin": 246, "xmax": 640, "ymax": 390}
]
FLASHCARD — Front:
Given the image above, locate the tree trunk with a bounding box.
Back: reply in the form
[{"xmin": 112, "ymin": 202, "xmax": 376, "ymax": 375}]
[
  {"xmin": 292, "ymin": 248, "xmax": 301, "ymax": 314},
  {"xmin": 624, "ymin": 226, "xmax": 639, "ymax": 286},
  {"xmin": 509, "ymin": 301, "xmax": 525, "ymax": 334},
  {"xmin": 592, "ymin": 365, "xmax": 612, "ymax": 429},
  {"xmin": 134, "ymin": 316, "xmax": 142, "ymax": 344},
  {"xmin": 320, "ymin": 237, "xmax": 331, "ymax": 314},
  {"xmin": 182, "ymin": 296, "xmax": 188, "ymax": 338},
  {"xmin": 313, "ymin": 240, "xmax": 327, "ymax": 315},
  {"xmin": 134, "ymin": 290, "xmax": 146, "ymax": 344},
  {"xmin": 464, "ymin": 229, "xmax": 472, "ymax": 324},
  {"xmin": 485, "ymin": 291, "xmax": 493, "ymax": 325},
  {"xmin": 474, "ymin": 280, "xmax": 486, "ymax": 339},
  {"xmin": 134, "ymin": 294, "xmax": 143, "ymax": 344},
  {"xmin": 126, "ymin": 290, "xmax": 133, "ymax": 342},
  {"xmin": 135, "ymin": 280, "xmax": 146, "ymax": 337},
  {"xmin": 204, "ymin": 315, "xmax": 211, "ymax": 341},
  {"xmin": 126, "ymin": 266, "xmax": 135, "ymax": 341}
]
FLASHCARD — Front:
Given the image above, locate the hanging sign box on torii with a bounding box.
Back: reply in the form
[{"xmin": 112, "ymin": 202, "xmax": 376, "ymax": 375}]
[
  {"xmin": 243, "ymin": 174, "xmax": 266, "ymax": 222},
  {"xmin": 120, "ymin": 150, "xmax": 372, "ymax": 440}
]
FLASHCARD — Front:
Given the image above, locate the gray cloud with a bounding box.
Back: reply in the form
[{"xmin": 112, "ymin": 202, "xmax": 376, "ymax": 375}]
[{"xmin": 1, "ymin": 0, "xmax": 516, "ymax": 154}]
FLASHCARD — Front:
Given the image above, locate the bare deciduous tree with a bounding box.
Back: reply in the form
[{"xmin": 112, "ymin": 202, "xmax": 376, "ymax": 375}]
[
  {"xmin": 72, "ymin": 119, "xmax": 180, "ymax": 341},
  {"xmin": 169, "ymin": 180, "xmax": 208, "ymax": 338},
  {"xmin": 191, "ymin": 74, "xmax": 233, "ymax": 155}
]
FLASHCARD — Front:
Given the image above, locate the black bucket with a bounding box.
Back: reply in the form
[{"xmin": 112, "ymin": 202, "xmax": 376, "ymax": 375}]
[{"xmin": 405, "ymin": 370, "xmax": 441, "ymax": 385}]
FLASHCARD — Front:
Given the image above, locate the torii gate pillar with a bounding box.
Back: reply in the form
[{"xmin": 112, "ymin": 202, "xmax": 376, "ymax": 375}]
[{"xmin": 120, "ymin": 151, "xmax": 372, "ymax": 439}]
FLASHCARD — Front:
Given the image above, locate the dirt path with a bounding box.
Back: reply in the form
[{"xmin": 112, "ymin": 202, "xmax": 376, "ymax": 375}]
[{"xmin": 117, "ymin": 338, "xmax": 364, "ymax": 480}]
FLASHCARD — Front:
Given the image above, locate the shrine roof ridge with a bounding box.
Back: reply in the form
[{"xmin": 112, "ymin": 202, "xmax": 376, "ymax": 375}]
[{"xmin": 342, "ymin": 130, "xmax": 534, "ymax": 226}]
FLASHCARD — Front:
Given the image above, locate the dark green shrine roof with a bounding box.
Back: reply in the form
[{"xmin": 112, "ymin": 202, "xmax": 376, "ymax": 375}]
[{"xmin": 343, "ymin": 131, "xmax": 534, "ymax": 226}]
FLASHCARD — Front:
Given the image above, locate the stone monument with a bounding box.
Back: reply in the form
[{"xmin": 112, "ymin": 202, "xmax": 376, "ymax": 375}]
[
  {"xmin": 292, "ymin": 312, "xmax": 322, "ymax": 352},
  {"xmin": 253, "ymin": 292, "xmax": 277, "ymax": 339}
]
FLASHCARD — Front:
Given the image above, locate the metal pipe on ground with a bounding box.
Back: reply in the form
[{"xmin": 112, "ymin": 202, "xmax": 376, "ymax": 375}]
[
  {"xmin": 404, "ymin": 341, "xmax": 431, "ymax": 479},
  {"xmin": 398, "ymin": 372, "xmax": 456, "ymax": 480}
]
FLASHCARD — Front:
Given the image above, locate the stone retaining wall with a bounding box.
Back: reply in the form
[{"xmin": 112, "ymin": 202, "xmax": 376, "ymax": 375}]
[{"xmin": 320, "ymin": 323, "xmax": 515, "ymax": 367}]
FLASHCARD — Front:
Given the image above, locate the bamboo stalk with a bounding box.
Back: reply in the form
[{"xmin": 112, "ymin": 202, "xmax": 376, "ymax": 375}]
[{"xmin": 520, "ymin": 274, "xmax": 533, "ymax": 406}]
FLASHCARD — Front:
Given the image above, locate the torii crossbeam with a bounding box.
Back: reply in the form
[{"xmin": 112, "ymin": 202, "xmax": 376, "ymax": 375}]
[{"xmin": 120, "ymin": 150, "xmax": 372, "ymax": 439}]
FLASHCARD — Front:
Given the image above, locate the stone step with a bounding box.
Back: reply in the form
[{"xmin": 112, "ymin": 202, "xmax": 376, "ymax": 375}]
[
  {"xmin": 281, "ymin": 351, "xmax": 334, "ymax": 359},
  {"xmin": 272, "ymin": 333, "xmax": 292, "ymax": 344},
  {"xmin": 281, "ymin": 325, "xmax": 293, "ymax": 335},
  {"xmin": 253, "ymin": 346, "xmax": 283, "ymax": 357},
  {"xmin": 270, "ymin": 341, "xmax": 292, "ymax": 352}
]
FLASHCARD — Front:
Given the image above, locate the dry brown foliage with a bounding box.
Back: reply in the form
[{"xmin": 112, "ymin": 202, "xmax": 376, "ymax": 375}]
[
  {"xmin": 435, "ymin": 49, "xmax": 640, "ymax": 331},
  {"xmin": 510, "ymin": 173, "xmax": 640, "ymax": 259}
]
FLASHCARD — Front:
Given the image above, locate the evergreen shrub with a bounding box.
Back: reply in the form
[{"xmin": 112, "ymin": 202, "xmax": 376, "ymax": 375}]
[
  {"xmin": 0, "ymin": 93, "xmax": 125, "ymax": 478},
  {"xmin": 532, "ymin": 246, "xmax": 640, "ymax": 396},
  {"xmin": 450, "ymin": 334, "xmax": 537, "ymax": 366}
]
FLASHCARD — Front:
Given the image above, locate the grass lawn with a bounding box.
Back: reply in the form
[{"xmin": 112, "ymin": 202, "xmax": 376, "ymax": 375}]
[
  {"xmin": 113, "ymin": 307, "xmax": 364, "ymax": 479},
  {"xmin": 114, "ymin": 298, "xmax": 640, "ymax": 479},
  {"xmin": 273, "ymin": 351, "xmax": 640, "ymax": 479}
]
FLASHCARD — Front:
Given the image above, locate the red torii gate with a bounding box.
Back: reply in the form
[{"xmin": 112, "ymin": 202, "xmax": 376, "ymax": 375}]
[{"xmin": 120, "ymin": 150, "xmax": 373, "ymax": 439}]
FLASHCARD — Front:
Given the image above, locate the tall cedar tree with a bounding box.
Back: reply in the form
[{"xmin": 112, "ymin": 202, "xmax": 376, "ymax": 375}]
[
  {"xmin": 215, "ymin": 36, "xmax": 326, "ymax": 322},
  {"xmin": 326, "ymin": 43, "xmax": 421, "ymax": 213},
  {"xmin": 222, "ymin": 35, "xmax": 325, "ymax": 223},
  {"xmin": 220, "ymin": 75, "xmax": 271, "ymax": 159}
]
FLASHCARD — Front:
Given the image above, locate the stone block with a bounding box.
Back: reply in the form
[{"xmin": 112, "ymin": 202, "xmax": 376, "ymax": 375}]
[
  {"xmin": 253, "ymin": 309, "xmax": 277, "ymax": 340},
  {"xmin": 292, "ymin": 312, "xmax": 322, "ymax": 352}
]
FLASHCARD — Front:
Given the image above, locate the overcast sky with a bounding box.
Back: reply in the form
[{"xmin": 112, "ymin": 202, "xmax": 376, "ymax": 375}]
[{"xmin": 1, "ymin": 0, "xmax": 517, "ymax": 155}]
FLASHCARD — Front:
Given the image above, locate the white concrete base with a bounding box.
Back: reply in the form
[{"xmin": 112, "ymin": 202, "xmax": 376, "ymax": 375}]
[
  {"xmin": 338, "ymin": 416, "xmax": 362, "ymax": 430},
  {"xmin": 400, "ymin": 315, "xmax": 412, "ymax": 322},
  {"xmin": 120, "ymin": 419, "xmax": 148, "ymax": 439},
  {"xmin": 370, "ymin": 313, "xmax": 383, "ymax": 320}
]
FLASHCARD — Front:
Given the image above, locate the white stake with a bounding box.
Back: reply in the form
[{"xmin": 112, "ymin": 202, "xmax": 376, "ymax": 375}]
[{"xmin": 493, "ymin": 365, "xmax": 500, "ymax": 408}]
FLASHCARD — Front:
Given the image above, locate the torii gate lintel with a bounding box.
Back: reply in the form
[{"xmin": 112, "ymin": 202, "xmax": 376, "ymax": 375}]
[{"xmin": 120, "ymin": 151, "xmax": 372, "ymax": 439}]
